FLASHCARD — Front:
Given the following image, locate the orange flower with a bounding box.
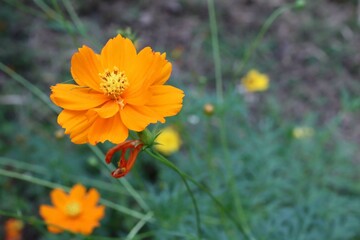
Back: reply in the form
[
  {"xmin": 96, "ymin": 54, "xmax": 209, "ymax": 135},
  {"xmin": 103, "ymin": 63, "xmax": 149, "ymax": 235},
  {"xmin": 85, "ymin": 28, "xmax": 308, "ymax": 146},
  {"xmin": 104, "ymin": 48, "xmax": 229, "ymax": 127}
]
[
  {"xmin": 105, "ymin": 140, "xmax": 143, "ymax": 178},
  {"xmin": 50, "ymin": 34, "xmax": 184, "ymax": 145},
  {"xmin": 39, "ymin": 184, "xmax": 105, "ymax": 235},
  {"xmin": 5, "ymin": 219, "xmax": 23, "ymax": 240}
]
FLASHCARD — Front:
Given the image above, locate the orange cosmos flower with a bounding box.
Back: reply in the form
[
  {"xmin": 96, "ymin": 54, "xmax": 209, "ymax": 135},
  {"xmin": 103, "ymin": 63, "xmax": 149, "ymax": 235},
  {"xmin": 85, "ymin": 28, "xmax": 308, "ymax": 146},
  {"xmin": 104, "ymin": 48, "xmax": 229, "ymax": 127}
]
[
  {"xmin": 50, "ymin": 34, "xmax": 184, "ymax": 145},
  {"xmin": 39, "ymin": 184, "xmax": 105, "ymax": 235},
  {"xmin": 105, "ymin": 140, "xmax": 143, "ymax": 178},
  {"xmin": 5, "ymin": 219, "xmax": 23, "ymax": 240}
]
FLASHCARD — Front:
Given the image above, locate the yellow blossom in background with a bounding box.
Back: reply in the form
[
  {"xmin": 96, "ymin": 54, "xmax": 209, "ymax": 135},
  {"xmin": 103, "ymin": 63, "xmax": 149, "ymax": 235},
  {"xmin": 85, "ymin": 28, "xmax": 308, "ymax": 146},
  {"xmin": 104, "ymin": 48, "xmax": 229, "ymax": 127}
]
[
  {"xmin": 155, "ymin": 127, "xmax": 181, "ymax": 155},
  {"xmin": 203, "ymin": 103, "xmax": 215, "ymax": 116},
  {"xmin": 50, "ymin": 34, "xmax": 184, "ymax": 145},
  {"xmin": 5, "ymin": 219, "xmax": 23, "ymax": 240},
  {"xmin": 39, "ymin": 184, "xmax": 105, "ymax": 235},
  {"xmin": 292, "ymin": 126, "xmax": 314, "ymax": 139},
  {"xmin": 241, "ymin": 69, "xmax": 269, "ymax": 92}
]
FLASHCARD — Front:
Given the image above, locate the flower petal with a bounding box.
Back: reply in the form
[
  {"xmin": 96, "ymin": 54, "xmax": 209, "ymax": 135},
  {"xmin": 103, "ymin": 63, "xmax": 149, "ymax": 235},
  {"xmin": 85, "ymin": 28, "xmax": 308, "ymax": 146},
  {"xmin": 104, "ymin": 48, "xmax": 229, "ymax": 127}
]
[
  {"xmin": 88, "ymin": 113, "xmax": 128, "ymax": 145},
  {"xmin": 39, "ymin": 206, "xmax": 65, "ymax": 233},
  {"xmin": 147, "ymin": 85, "xmax": 184, "ymax": 117},
  {"xmin": 120, "ymin": 105, "xmax": 162, "ymax": 131},
  {"xmin": 124, "ymin": 47, "xmax": 172, "ymax": 101},
  {"xmin": 71, "ymin": 46, "xmax": 103, "ymax": 92},
  {"xmin": 50, "ymin": 189, "xmax": 68, "ymax": 210},
  {"xmin": 70, "ymin": 184, "xmax": 86, "ymax": 200},
  {"xmin": 57, "ymin": 110, "xmax": 97, "ymax": 144},
  {"xmin": 51, "ymin": 84, "xmax": 109, "ymax": 110},
  {"xmin": 89, "ymin": 100, "xmax": 119, "ymax": 118},
  {"xmin": 100, "ymin": 35, "xmax": 137, "ymax": 73},
  {"xmin": 82, "ymin": 189, "xmax": 100, "ymax": 208}
]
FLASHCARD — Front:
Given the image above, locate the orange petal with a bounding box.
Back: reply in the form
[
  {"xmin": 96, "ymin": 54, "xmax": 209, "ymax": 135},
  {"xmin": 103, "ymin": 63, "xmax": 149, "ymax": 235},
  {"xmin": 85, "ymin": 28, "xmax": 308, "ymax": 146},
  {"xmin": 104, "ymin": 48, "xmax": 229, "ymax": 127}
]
[
  {"xmin": 70, "ymin": 184, "xmax": 86, "ymax": 200},
  {"xmin": 88, "ymin": 113, "xmax": 128, "ymax": 145},
  {"xmin": 71, "ymin": 46, "xmax": 103, "ymax": 92},
  {"xmin": 39, "ymin": 205, "xmax": 64, "ymax": 220},
  {"xmin": 57, "ymin": 110, "xmax": 97, "ymax": 144},
  {"xmin": 88, "ymin": 100, "xmax": 119, "ymax": 118},
  {"xmin": 120, "ymin": 105, "xmax": 162, "ymax": 131},
  {"xmin": 148, "ymin": 85, "xmax": 184, "ymax": 117},
  {"xmin": 100, "ymin": 35, "xmax": 137, "ymax": 73},
  {"xmin": 39, "ymin": 206, "xmax": 65, "ymax": 233},
  {"xmin": 86, "ymin": 205, "xmax": 105, "ymax": 220},
  {"xmin": 50, "ymin": 189, "xmax": 68, "ymax": 210},
  {"xmin": 124, "ymin": 48, "xmax": 172, "ymax": 99},
  {"xmin": 83, "ymin": 188, "xmax": 100, "ymax": 208},
  {"xmin": 51, "ymin": 84, "xmax": 109, "ymax": 111}
]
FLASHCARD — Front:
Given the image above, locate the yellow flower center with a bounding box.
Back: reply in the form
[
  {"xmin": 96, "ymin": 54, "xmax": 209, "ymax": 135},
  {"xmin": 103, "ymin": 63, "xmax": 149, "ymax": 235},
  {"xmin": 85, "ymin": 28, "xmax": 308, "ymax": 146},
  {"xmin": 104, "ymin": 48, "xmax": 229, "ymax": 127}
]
[
  {"xmin": 65, "ymin": 201, "xmax": 81, "ymax": 217},
  {"xmin": 99, "ymin": 67, "xmax": 129, "ymax": 100}
]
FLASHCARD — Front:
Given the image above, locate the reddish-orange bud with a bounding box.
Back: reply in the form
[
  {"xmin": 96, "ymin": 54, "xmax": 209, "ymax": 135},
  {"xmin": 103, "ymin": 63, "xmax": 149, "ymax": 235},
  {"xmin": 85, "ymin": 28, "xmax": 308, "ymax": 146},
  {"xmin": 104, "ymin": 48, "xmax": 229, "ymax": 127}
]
[{"xmin": 105, "ymin": 140, "xmax": 143, "ymax": 178}]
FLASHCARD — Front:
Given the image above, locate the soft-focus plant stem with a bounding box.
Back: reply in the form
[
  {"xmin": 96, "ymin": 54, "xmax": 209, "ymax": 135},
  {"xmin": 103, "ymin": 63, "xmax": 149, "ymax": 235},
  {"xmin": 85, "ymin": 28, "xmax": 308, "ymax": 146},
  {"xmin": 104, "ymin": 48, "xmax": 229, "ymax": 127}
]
[
  {"xmin": 0, "ymin": 62, "xmax": 59, "ymax": 113},
  {"xmin": 0, "ymin": 62, "xmax": 150, "ymax": 212},
  {"xmin": 145, "ymin": 149, "xmax": 201, "ymax": 238},
  {"xmin": 88, "ymin": 145, "xmax": 150, "ymax": 211},
  {"xmin": 237, "ymin": 3, "xmax": 297, "ymax": 76},
  {"xmin": 0, "ymin": 168, "xmax": 152, "ymax": 221},
  {"xmin": 125, "ymin": 211, "xmax": 154, "ymax": 240},
  {"xmin": 147, "ymin": 149, "xmax": 256, "ymax": 239},
  {"xmin": 207, "ymin": 0, "xmax": 223, "ymax": 103}
]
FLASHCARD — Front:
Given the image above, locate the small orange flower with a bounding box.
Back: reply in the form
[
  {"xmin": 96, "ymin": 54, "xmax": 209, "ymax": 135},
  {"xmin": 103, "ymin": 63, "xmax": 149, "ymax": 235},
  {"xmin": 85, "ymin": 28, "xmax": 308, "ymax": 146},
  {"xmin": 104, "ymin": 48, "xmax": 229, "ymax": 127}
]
[
  {"xmin": 39, "ymin": 184, "xmax": 105, "ymax": 235},
  {"xmin": 50, "ymin": 34, "xmax": 184, "ymax": 145},
  {"xmin": 105, "ymin": 140, "xmax": 143, "ymax": 178},
  {"xmin": 5, "ymin": 219, "xmax": 23, "ymax": 240}
]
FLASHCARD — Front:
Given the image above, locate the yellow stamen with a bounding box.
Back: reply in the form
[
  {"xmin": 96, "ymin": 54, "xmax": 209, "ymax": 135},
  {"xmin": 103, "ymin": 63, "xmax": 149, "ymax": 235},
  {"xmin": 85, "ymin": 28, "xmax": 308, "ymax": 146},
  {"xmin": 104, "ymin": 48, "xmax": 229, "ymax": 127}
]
[
  {"xmin": 65, "ymin": 202, "xmax": 81, "ymax": 217},
  {"xmin": 99, "ymin": 67, "xmax": 129, "ymax": 100}
]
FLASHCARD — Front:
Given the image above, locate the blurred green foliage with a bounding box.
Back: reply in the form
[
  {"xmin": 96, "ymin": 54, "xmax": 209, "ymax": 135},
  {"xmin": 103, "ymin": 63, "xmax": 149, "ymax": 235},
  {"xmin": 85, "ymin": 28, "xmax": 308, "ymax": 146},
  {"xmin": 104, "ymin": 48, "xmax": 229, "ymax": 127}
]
[{"xmin": 0, "ymin": 0, "xmax": 359, "ymax": 239}]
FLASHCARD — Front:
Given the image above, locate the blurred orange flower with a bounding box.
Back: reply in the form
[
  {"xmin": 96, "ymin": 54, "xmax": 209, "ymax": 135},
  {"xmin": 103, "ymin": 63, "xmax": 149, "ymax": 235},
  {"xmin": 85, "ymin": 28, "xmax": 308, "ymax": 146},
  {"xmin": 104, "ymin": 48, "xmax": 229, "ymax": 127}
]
[
  {"xmin": 39, "ymin": 184, "xmax": 105, "ymax": 235},
  {"xmin": 50, "ymin": 34, "xmax": 184, "ymax": 145},
  {"xmin": 5, "ymin": 219, "xmax": 23, "ymax": 240}
]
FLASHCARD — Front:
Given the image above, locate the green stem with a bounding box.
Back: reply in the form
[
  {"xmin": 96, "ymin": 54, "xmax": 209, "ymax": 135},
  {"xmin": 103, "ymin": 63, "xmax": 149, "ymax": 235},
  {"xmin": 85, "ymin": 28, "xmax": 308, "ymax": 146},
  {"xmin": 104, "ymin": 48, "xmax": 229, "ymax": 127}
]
[
  {"xmin": 125, "ymin": 211, "xmax": 154, "ymax": 240},
  {"xmin": 0, "ymin": 168, "xmax": 151, "ymax": 221},
  {"xmin": 219, "ymin": 116, "xmax": 256, "ymax": 240},
  {"xmin": 147, "ymin": 149, "xmax": 256, "ymax": 239},
  {"xmin": 207, "ymin": 0, "xmax": 223, "ymax": 103},
  {"xmin": 62, "ymin": 0, "xmax": 88, "ymax": 38},
  {"xmin": 0, "ymin": 62, "xmax": 59, "ymax": 113},
  {"xmin": 0, "ymin": 62, "xmax": 150, "ymax": 212},
  {"xmin": 88, "ymin": 145, "xmax": 150, "ymax": 211},
  {"xmin": 145, "ymin": 149, "xmax": 202, "ymax": 238},
  {"xmin": 236, "ymin": 3, "xmax": 295, "ymax": 76}
]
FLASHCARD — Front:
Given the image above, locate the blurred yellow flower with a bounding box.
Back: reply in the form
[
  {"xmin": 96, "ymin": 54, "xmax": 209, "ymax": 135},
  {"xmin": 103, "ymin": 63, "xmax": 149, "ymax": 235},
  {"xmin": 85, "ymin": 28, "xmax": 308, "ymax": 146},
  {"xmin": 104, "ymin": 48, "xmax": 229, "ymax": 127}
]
[
  {"xmin": 241, "ymin": 69, "xmax": 269, "ymax": 92},
  {"xmin": 292, "ymin": 126, "xmax": 314, "ymax": 139},
  {"xmin": 203, "ymin": 103, "xmax": 215, "ymax": 116},
  {"xmin": 5, "ymin": 219, "xmax": 23, "ymax": 240},
  {"xmin": 155, "ymin": 127, "xmax": 181, "ymax": 155},
  {"xmin": 39, "ymin": 184, "xmax": 105, "ymax": 235}
]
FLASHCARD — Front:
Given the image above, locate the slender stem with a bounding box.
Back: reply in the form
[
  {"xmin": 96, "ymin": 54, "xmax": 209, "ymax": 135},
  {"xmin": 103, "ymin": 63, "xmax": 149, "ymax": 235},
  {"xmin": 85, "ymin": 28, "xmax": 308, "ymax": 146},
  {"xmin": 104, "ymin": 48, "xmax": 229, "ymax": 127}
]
[
  {"xmin": 62, "ymin": 0, "xmax": 88, "ymax": 37},
  {"xmin": 147, "ymin": 149, "xmax": 256, "ymax": 239},
  {"xmin": 88, "ymin": 145, "xmax": 150, "ymax": 211},
  {"xmin": 236, "ymin": 3, "xmax": 295, "ymax": 76},
  {"xmin": 0, "ymin": 62, "xmax": 150, "ymax": 212},
  {"xmin": 207, "ymin": 0, "xmax": 223, "ymax": 103},
  {"xmin": 0, "ymin": 62, "xmax": 59, "ymax": 113},
  {"xmin": 0, "ymin": 168, "xmax": 151, "ymax": 221},
  {"xmin": 126, "ymin": 212, "xmax": 154, "ymax": 240},
  {"xmin": 145, "ymin": 149, "xmax": 202, "ymax": 238}
]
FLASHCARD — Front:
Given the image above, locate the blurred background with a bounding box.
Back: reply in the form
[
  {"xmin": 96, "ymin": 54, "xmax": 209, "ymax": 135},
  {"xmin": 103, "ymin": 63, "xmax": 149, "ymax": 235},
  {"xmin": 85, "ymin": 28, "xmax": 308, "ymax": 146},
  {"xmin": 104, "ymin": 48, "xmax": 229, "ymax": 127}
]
[{"xmin": 0, "ymin": 0, "xmax": 359, "ymax": 239}]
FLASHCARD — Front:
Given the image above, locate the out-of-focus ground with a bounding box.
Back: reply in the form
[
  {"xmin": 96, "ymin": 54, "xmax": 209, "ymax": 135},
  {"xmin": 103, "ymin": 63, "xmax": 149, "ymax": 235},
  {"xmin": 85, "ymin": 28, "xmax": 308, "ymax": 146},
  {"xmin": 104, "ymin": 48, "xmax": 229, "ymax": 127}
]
[{"xmin": 1, "ymin": 0, "xmax": 359, "ymax": 154}]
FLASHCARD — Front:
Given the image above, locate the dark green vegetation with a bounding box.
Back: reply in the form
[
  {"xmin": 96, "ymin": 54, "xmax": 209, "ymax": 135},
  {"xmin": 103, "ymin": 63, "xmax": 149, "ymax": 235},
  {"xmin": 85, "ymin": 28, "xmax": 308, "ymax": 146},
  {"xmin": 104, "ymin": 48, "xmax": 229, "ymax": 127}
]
[{"xmin": 0, "ymin": 0, "xmax": 359, "ymax": 239}]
